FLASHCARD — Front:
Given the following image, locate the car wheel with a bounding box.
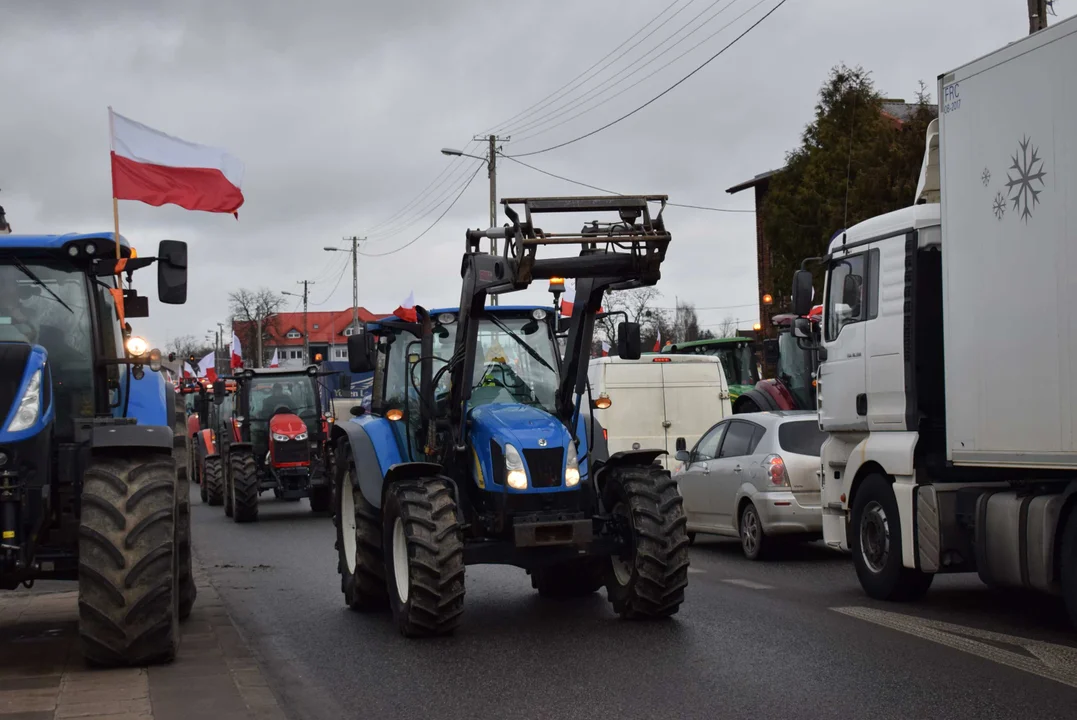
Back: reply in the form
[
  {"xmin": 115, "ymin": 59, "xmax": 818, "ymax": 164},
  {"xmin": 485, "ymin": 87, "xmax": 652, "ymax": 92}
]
[{"xmin": 739, "ymin": 503, "xmax": 767, "ymax": 561}]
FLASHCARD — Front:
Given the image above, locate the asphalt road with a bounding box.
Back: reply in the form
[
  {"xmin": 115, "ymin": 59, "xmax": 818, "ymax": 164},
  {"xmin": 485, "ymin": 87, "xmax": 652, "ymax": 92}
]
[{"xmin": 191, "ymin": 489, "xmax": 1077, "ymax": 720}]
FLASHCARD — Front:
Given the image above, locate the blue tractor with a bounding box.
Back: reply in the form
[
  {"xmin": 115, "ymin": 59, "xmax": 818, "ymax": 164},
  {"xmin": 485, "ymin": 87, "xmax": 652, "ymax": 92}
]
[
  {"xmin": 330, "ymin": 195, "xmax": 689, "ymax": 636},
  {"xmin": 0, "ymin": 231, "xmax": 191, "ymax": 665}
]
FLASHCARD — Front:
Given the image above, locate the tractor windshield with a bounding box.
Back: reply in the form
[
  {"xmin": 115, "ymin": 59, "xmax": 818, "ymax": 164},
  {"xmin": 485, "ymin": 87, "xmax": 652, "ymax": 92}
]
[
  {"xmin": 431, "ymin": 313, "xmax": 560, "ymax": 415},
  {"xmin": 248, "ymin": 376, "xmax": 318, "ymax": 421},
  {"xmin": 715, "ymin": 344, "xmax": 759, "ymax": 387},
  {"xmin": 0, "ymin": 258, "xmax": 95, "ymax": 434},
  {"xmin": 776, "ymin": 331, "xmax": 816, "ymax": 410}
]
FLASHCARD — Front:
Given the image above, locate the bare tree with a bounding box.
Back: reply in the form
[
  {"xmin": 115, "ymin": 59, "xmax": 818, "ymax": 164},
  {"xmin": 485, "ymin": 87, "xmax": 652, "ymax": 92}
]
[
  {"xmin": 717, "ymin": 315, "xmax": 739, "ymax": 338},
  {"xmin": 229, "ymin": 288, "xmax": 284, "ymax": 367},
  {"xmin": 673, "ymin": 302, "xmax": 705, "ymax": 343},
  {"xmin": 596, "ymin": 287, "xmax": 669, "ymax": 351},
  {"xmin": 166, "ymin": 334, "xmax": 214, "ymax": 366}
]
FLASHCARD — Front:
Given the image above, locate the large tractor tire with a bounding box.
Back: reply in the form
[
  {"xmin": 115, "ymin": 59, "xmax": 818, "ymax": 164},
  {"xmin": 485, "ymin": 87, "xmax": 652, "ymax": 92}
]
[
  {"xmin": 530, "ymin": 559, "xmax": 605, "ymax": 598},
  {"xmin": 204, "ymin": 457, "xmax": 224, "ymax": 507},
  {"xmin": 604, "ymin": 464, "xmax": 690, "ymax": 619},
  {"xmin": 175, "ymin": 462, "xmax": 196, "ymax": 621},
  {"xmin": 230, "ymin": 451, "xmax": 259, "ymax": 524},
  {"xmin": 309, "ymin": 485, "xmax": 332, "ymax": 513},
  {"xmin": 334, "ymin": 457, "xmax": 387, "ymax": 611},
  {"xmin": 78, "ymin": 453, "xmax": 180, "ymax": 666},
  {"xmin": 223, "ymin": 452, "xmax": 234, "ymax": 518},
  {"xmin": 383, "ymin": 477, "xmax": 465, "ymax": 637}
]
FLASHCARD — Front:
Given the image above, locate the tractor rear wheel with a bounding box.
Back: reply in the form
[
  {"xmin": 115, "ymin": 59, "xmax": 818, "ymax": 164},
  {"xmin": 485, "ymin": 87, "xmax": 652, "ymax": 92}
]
[
  {"xmin": 230, "ymin": 451, "xmax": 259, "ymax": 524},
  {"xmin": 78, "ymin": 453, "xmax": 180, "ymax": 666},
  {"xmin": 604, "ymin": 464, "xmax": 690, "ymax": 619},
  {"xmin": 335, "ymin": 457, "xmax": 387, "ymax": 611},
  {"xmin": 531, "ymin": 559, "xmax": 605, "ymax": 598},
  {"xmin": 309, "ymin": 485, "xmax": 331, "ymax": 513},
  {"xmin": 204, "ymin": 457, "xmax": 224, "ymax": 507},
  {"xmin": 176, "ymin": 462, "xmax": 196, "ymax": 621},
  {"xmin": 383, "ymin": 477, "xmax": 465, "ymax": 637}
]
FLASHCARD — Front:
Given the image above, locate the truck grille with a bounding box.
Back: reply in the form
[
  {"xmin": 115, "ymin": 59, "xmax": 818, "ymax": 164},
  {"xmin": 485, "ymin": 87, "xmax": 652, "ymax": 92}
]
[
  {"xmin": 272, "ymin": 438, "xmax": 309, "ymax": 466},
  {"xmin": 0, "ymin": 344, "xmax": 32, "ymax": 424},
  {"xmin": 524, "ymin": 448, "xmax": 563, "ymax": 488}
]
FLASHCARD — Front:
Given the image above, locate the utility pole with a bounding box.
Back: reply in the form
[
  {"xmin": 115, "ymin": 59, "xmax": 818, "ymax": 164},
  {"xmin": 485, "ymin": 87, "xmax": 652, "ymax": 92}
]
[
  {"xmin": 216, "ymin": 322, "xmax": 226, "ymax": 375},
  {"xmin": 1028, "ymin": 0, "xmax": 1049, "ymax": 33},
  {"xmin": 299, "ymin": 281, "xmax": 313, "ymax": 364}
]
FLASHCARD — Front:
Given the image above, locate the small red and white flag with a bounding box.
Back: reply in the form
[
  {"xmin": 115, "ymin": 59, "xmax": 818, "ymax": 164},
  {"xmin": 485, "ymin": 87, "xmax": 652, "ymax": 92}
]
[
  {"xmin": 560, "ymin": 284, "xmax": 575, "ymax": 317},
  {"xmin": 109, "ymin": 109, "xmax": 245, "ymax": 216},
  {"xmin": 182, "ymin": 362, "xmax": 193, "ymax": 379},
  {"xmin": 230, "ymin": 332, "xmax": 243, "ymax": 369},
  {"xmin": 269, "ymin": 348, "xmax": 280, "ymax": 368},
  {"xmin": 394, "ymin": 291, "xmax": 417, "ymax": 323},
  {"xmin": 652, "ymin": 328, "xmax": 662, "ymax": 353},
  {"xmin": 601, "ymin": 341, "xmax": 610, "ymax": 357},
  {"xmin": 196, "ymin": 351, "xmax": 217, "ymax": 382}
]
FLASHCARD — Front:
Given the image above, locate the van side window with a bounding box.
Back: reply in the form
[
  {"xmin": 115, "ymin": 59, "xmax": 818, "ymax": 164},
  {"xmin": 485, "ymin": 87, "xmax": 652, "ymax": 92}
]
[{"xmin": 825, "ymin": 248, "xmax": 880, "ymax": 342}]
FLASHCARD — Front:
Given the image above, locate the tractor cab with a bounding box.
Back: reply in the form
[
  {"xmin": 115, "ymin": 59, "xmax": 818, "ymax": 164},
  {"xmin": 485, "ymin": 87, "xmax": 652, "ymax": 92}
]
[
  {"xmin": 732, "ymin": 306, "xmax": 822, "ymax": 413},
  {"xmin": 662, "ymin": 336, "xmax": 761, "ymax": 402}
]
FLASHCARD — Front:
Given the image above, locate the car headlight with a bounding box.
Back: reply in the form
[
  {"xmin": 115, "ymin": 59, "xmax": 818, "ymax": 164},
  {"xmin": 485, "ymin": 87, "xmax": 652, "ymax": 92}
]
[
  {"xmin": 272, "ymin": 433, "xmax": 290, "ymax": 442},
  {"xmin": 504, "ymin": 443, "xmax": 527, "ymax": 490},
  {"xmin": 295, "ymin": 432, "xmax": 308, "ymax": 441},
  {"xmin": 7, "ymin": 369, "xmax": 43, "ymax": 433},
  {"xmin": 565, "ymin": 442, "xmax": 580, "ymax": 487}
]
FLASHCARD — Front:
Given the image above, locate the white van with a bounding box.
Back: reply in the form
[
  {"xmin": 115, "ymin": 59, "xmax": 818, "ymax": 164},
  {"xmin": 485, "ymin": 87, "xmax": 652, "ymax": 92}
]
[{"xmin": 587, "ymin": 355, "xmax": 732, "ymax": 471}]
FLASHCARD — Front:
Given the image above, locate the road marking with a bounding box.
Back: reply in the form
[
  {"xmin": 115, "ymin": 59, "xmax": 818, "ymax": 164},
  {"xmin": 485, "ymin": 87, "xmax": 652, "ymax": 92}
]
[
  {"xmin": 833, "ymin": 606, "xmax": 1077, "ymax": 689},
  {"xmin": 722, "ymin": 578, "xmax": 774, "ymax": 590},
  {"xmin": 687, "ymin": 567, "xmax": 705, "ymax": 574}
]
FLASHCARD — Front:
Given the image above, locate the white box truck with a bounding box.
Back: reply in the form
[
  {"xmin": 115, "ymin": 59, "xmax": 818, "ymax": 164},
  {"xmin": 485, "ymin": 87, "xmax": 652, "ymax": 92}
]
[
  {"xmin": 588, "ymin": 355, "xmax": 732, "ymax": 471},
  {"xmin": 790, "ymin": 17, "xmax": 1077, "ymax": 626}
]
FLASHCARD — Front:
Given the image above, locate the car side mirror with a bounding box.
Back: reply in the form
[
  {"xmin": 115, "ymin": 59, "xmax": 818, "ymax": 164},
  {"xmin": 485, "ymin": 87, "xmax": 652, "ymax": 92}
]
[
  {"xmin": 157, "ymin": 240, "xmax": 188, "ymax": 304},
  {"xmin": 675, "ymin": 436, "xmax": 687, "ymax": 452},
  {"xmin": 675, "ymin": 450, "xmax": 691, "ymax": 463},
  {"xmin": 347, "ymin": 333, "xmax": 376, "ymax": 373},
  {"xmin": 617, "ymin": 321, "xmax": 641, "ymax": 360},
  {"xmin": 791, "ymin": 269, "xmax": 814, "ymax": 316},
  {"xmin": 793, "ymin": 316, "xmax": 811, "ymax": 339}
]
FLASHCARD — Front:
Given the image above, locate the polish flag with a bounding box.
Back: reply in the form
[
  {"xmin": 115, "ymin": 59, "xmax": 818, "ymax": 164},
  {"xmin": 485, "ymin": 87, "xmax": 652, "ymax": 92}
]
[
  {"xmin": 394, "ymin": 291, "xmax": 417, "ymax": 323},
  {"xmin": 196, "ymin": 351, "xmax": 217, "ymax": 382},
  {"xmin": 109, "ymin": 109, "xmax": 245, "ymax": 216},
  {"xmin": 601, "ymin": 341, "xmax": 610, "ymax": 357},
  {"xmin": 231, "ymin": 332, "xmax": 243, "ymax": 369},
  {"xmin": 560, "ymin": 284, "xmax": 575, "ymax": 317},
  {"xmin": 269, "ymin": 348, "xmax": 280, "ymax": 368},
  {"xmin": 652, "ymin": 328, "xmax": 662, "ymax": 353},
  {"xmin": 182, "ymin": 362, "xmax": 193, "ymax": 379}
]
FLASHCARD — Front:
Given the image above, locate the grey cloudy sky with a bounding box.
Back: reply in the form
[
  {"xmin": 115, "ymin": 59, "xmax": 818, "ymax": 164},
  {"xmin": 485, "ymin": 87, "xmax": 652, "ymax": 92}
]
[{"xmin": 1, "ymin": 0, "xmax": 1064, "ymax": 349}]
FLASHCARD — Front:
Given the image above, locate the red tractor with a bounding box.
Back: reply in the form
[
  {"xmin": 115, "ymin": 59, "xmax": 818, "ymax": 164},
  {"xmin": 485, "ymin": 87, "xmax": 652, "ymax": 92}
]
[{"xmin": 732, "ymin": 305, "xmax": 822, "ymax": 414}]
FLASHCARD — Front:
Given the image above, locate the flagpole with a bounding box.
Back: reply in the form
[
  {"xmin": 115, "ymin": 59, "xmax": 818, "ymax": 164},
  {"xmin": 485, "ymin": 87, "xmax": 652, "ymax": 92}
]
[{"xmin": 108, "ymin": 107, "xmax": 121, "ymax": 262}]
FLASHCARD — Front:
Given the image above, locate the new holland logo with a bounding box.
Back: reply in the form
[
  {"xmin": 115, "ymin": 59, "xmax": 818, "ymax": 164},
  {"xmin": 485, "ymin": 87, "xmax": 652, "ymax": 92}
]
[{"xmin": 537, "ymin": 438, "xmax": 547, "ymax": 447}]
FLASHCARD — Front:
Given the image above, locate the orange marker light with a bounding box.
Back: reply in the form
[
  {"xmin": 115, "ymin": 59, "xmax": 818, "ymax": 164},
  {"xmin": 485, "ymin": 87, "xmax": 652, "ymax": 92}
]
[
  {"xmin": 594, "ymin": 394, "xmax": 612, "ymax": 410},
  {"xmin": 386, "ymin": 409, "xmax": 404, "ymax": 421},
  {"xmin": 762, "ymin": 293, "xmax": 773, "ymax": 305}
]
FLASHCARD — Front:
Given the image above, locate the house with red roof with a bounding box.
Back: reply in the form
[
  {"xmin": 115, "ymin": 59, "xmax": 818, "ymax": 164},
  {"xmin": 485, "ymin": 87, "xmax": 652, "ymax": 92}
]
[{"xmin": 233, "ymin": 306, "xmax": 391, "ymax": 368}]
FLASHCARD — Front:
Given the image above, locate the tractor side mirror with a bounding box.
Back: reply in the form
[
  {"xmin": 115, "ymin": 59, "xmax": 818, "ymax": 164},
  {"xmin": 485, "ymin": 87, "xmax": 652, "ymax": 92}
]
[
  {"xmin": 157, "ymin": 240, "xmax": 188, "ymax": 305},
  {"xmin": 791, "ymin": 269, "xmax": 813, "ymax": 316},
  {"xmin": 124, "ymin": 292, "xmax": 150, "ymax": 318},
  {"xmin": 675, "ymin": 437, "xmax": 687, "ymax": 452},
  {"xmin": 616, "ymin": 321, "xmax": 641, "ymax": 360},
  {"xmin": 347, "ymin": 333, "xmax": 376, "ymax": 374},
  {"xmin": 212, "ymin": 378, "xmax": 226, "ymax": 403},
  {"xmin": 793, "ymin": 316, "xmax": 811, "ymax": 339}
]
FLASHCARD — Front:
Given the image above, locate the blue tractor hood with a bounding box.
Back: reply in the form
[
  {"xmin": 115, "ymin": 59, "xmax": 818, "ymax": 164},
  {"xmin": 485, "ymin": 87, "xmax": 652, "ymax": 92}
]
[
  {"xmin": 469, "ymin": 404, "xmax": 570, "ymax": 450},
  {"xmin": 467, "ymin": 403, "xmax": 584, "ymax": 494}
]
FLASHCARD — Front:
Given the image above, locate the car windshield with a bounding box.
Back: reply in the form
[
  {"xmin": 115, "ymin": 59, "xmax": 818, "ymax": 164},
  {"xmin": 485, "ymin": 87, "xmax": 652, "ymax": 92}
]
[
  {"xmin": 432, "ymin": 313, "xmax": 559, "ymax": 414},
  {"xmin": 249, "ymin": 376, "xmax": 318, "ymax": 420},
  {"xmin": 0, "ymin": 258, "xmax": 95, "ymax": 432}
]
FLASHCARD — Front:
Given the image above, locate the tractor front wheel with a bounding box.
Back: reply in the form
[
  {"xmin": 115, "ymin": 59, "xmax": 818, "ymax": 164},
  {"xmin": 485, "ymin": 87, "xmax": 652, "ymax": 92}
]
[
  {"xmin": 78, "ymin": 453, "xmax": 180, "ymax": 666},
  {"xmin": 531, "ymin": 559, "xmax": 605, "ymax": 598},
  {"xmin": 204, "ymin": 457, "xmax": 224, "ymax": 507},
  {"xmin": 383, "ymin": 477, "xmax": 465, "ymax": 637},
  {"xmin": 175, "ymin": 460, "xmax": 196, "ymax": 621},
  {"xmin": 230, "ymin": 452, "xmax": 259, "ymax": 524},
  {"xmin": 334, "ymin": 458, "xmax": 387, "ymax": 611},
  {"xmin": 604, "ymin": 465, "xmax": 690, "ymax": 619}
]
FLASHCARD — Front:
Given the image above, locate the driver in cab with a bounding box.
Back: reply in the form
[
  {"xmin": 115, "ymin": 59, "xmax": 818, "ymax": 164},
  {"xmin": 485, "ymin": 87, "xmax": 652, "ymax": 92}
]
[{"xmin": 260, "ymin": 382, "xmax": 294, "ymax": 416}]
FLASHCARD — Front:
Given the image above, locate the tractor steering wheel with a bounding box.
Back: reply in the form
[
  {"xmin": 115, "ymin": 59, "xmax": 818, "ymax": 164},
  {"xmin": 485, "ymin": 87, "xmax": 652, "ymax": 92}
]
[{"xmin": 271, "ymin": 405, "xmax": 292, "ymax": 417}]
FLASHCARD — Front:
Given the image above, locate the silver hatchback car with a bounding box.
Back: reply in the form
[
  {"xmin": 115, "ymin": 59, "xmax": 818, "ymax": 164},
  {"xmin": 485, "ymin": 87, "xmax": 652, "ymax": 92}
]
[{"xmin": 673, "ymin": 411, "xmax": 825, "ymax": 560}]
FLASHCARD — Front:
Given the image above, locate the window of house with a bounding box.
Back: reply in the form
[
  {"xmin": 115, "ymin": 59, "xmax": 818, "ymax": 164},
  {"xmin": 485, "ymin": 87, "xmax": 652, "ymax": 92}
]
[
  {"xmin": 343, "ymin": 327, "xmax": 353, "ymax": 337},
  {"xmin": 333, "ymin": 347, "xmax": 348, "ymax": 360},
  {"xmin": 825, "ymin": 248, "xmax": 879, "ymax": 342},
  {"xmin": 289, "ymin": 349, "xmax": 302, "ymax": 360},
  {"xmin": 313, "ymin": 324, "xmax": 319, "ymax": 330},
  {"xmin": 286, "ymin": 329, "xmax": 301, "ymax": 339}
]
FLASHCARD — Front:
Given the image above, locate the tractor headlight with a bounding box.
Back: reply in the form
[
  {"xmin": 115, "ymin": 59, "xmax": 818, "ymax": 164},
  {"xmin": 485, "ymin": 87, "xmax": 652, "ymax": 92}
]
[
  {"xmin": 7, "ymin": 369, "xmax": 43, "ymax": 433},
  {"xmin": 125, "ymin": 336, "xmax": 149, "ymax": 357},
  {"xmin": 504, "ymin": 443, "xmax": 527, "ymax": 490},
  {"xmin": 565, "ymin": 443, "xmax": 580, "ymax": 487},
  {"xmin": 295, "ymin": 432, "xmax": 308, "ymax": 441},
  {"xmin": 272, "ymin": 433, "xmax": 290, "ymax": 442}
]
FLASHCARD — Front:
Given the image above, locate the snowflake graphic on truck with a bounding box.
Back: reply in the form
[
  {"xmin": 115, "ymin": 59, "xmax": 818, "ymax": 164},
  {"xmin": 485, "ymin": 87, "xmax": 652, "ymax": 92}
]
[
  {"xmin": 993, "ymin": 192, "xmax": 1006, "ymax": 220},
  {"xmin": 1006, "ymin": 136, "xmax": 1047, "ymax": 222}
]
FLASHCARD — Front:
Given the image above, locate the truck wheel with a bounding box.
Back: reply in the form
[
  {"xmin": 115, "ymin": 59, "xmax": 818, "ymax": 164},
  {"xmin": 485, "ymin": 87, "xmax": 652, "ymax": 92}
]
[
  {"xmin": 78, "ymin": 454, "xmax": 180, "ymax": 666},
  {"xmin": 230, "ymin": 452, "xmax": 259, "ymax": 524},
  {"xmin": 335, "ymin": 460, "xmax": 387, "ymax": 611},
  {"xmin": 604, "ymin": 465, "xmax": 690, "ymax": 619},
  {"xmin": 531, "ymin": 559, "xmax": 605, "ymax": 598},
  {"xmin": 309, "ymin": 485, "xmax": 332, "ymax": 513},
  {"xmin": 175, "ymin": 463, "xmax": 196, "ymax": 621},
  {"xmin": 1061, "ymin": 509, "xmax": 1077, "ymax": 630},
  {"xmin": 383, "ymin": 477, "xmax": 465, "ymax": 637},
  {"xmin": 204, "ymin": 457, "xmax": 224, "ymax": 507},
  {"xmin": 850, "ymin": 473, "xmax": 934, "ymax": 601}
]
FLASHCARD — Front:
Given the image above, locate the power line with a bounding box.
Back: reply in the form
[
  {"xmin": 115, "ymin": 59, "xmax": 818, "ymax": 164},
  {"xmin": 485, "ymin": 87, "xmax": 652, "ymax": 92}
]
[
  {"xmin": 507, "ymin": 0, "xmax": 791, "ymax": 158},
  {"xmin": 483, "ymin": 0, "xmax": 687, "ymax": 136},
  {"xmin": 311, "ymin": 261, "xmax": 349, "ymax": 306},
  {"xmin": 502, "ymin": 154, "xmax": 753, "ymax": 213},
  {"xmin": 513, "ymin": 0, "xmax": 766, "ymax": 145},
  {"xmin": 368, "ymin": 158, "xmax": 484, "ymax": 243},
  {"xmin": 360, "ymin": 162, "xmax": 485, "ymax": 258},
  {"xmin": 506, "ymin": 0, "xmax": 739, "ymax": 138}
]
